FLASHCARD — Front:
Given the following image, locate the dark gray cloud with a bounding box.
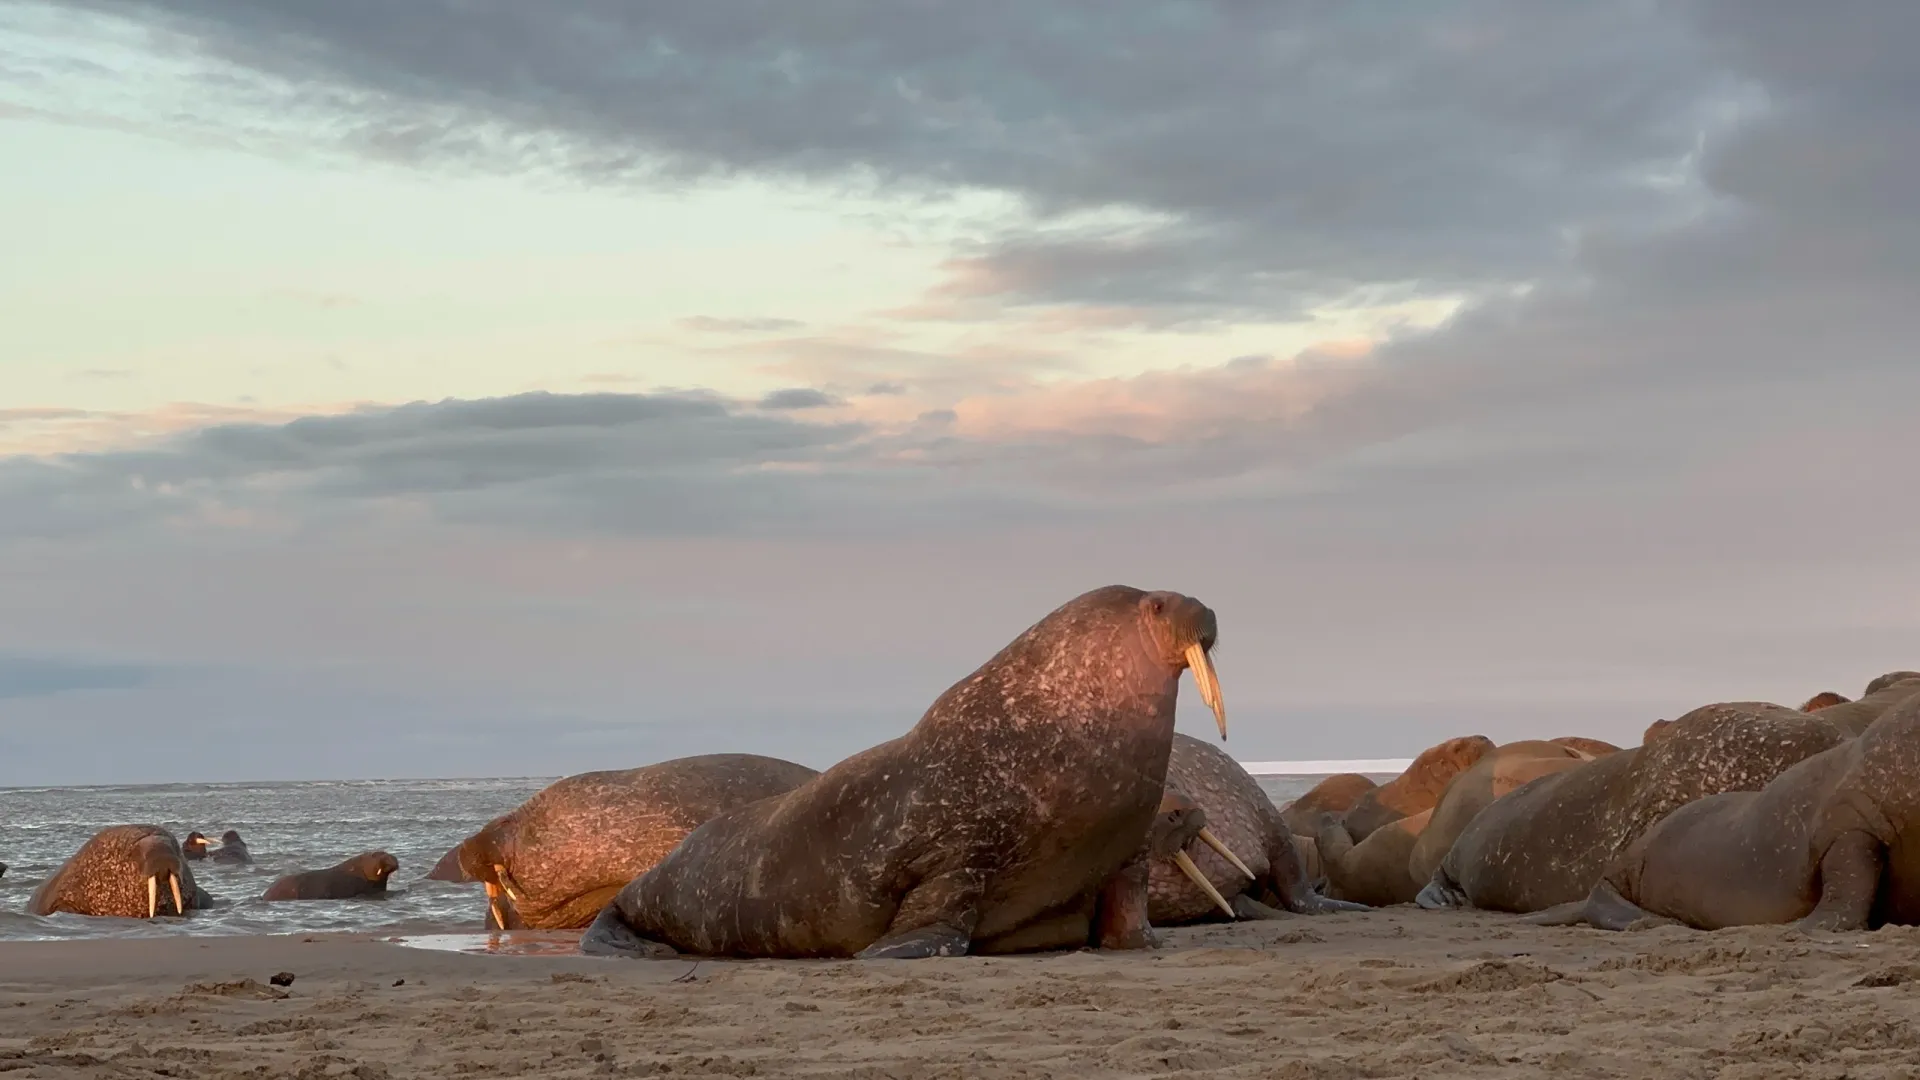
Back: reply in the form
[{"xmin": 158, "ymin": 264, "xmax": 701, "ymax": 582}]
[
  {"xmin": 756, "ymin": 387, "xmax": 841, "ymax": 411},
  {"xmin": 0, "ymin": 653, "xmax": 152, "ymax": 700},
  {"xmin": 45, "ymin": 0, "xmax": 1742, "ymax": 321}
]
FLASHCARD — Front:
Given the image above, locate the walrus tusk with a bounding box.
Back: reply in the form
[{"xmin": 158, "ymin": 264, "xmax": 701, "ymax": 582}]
[
  {"xmin": 169, "ymin": 875, "xmax": 184, "ymax": 915},
  {"xmin": 1196, "ymin": 827, "xmax": 1255, "ymax": 881},
  {"xmin": 493, "ymin": 864, "xmax": 523, "ymax": 903},
  {"xmin": 1184, "ymin": 643, "xmax": 1226, "ymax": 739},
  {"xmin": 1172, "ymin": 850, "xmax": 1236, "ymax": 920},
  {"xmin": 147, "ymin": 875, "xmax": 159, "ymax": 919},
  {"xmin": 484, "ymin": 881, "xmax": 509, "ymax": 929}
]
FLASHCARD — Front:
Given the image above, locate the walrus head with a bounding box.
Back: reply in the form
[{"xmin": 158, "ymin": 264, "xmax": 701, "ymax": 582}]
[
  {"xmin": 1799, "ymin": 691, "xmax": 1852, "ymax": 712},
  {"xmin": 1863, "ymin": 671, "xmax": 1920, "ymax": 697},
  {"xmin": 133, "ymin": 833, "xmax": 188, "ymax": 919},
  {"xmin": 181, "ymin": 832, "xmax": 210, "ymax": 859},
  {"xmin": 1153, "ymin": 790, "xmax": 1254, "ymax": 919},
  {"xmin": 344, "ymin": 851, "xmax": 400, "ymax": 884},
  {"xmin": 1139, "ymin": 591, "xmax": 1226, "ymax": 739},
  {"xmin": 219, "ymin": 830, "xmax": 245, "ymax": 846}
]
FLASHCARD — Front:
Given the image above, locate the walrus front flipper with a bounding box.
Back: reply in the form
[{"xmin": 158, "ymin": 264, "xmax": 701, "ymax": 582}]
[
  {"xmin": 1092, "ymin": 858, "xmax": 1156, "ymax": 950},
  {"xmin": 578, "ymin": 905, "xmax": 679, "ymax": 959},
  {"xmin": 1267, "ymin": 816, "xmax": 1369, "ymax": 914},
  {"xmin": 1414, "ymin": 866, "xmax": 1469, "ymax": 910},
  {"xmin": 1797, "ymin": 831, "xmax": 1884, "ymax": 933},
  {"xmin": 856, "ymin": 924, "xmax": 971, "ymax": 959},
  {"xmin": 857, "ymin": 867, "xmax": 984, "ymax": 959}
]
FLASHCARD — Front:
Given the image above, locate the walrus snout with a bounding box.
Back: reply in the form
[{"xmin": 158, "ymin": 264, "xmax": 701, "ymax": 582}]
[
  {"xmin": 357, "ymin": 851, "xmax": 400, "ymax": 882},
  {"xmin": 1139, "ymin": 592, "xmax": 1226, "ymax": 739},
  {"xmin": 1154, "ymin": 790, "xmax": 1253, "ymax": 919},
  {"xmin": 134, "ymin": 837, "xmax": 187, "ymax": 919}
]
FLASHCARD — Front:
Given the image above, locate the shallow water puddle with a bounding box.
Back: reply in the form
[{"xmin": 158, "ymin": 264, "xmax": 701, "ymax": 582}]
[{"xmin": 385, "ymin": 930, "xmax": 584, "ymax": 956}]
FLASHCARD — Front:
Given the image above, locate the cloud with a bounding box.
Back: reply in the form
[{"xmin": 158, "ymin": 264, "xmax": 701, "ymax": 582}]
[
  {"xmin": 756, "ymin": 387, "xmax": 842, "ymax": 411},
  {"xmin": 0, "ymin": 653, "xmax": 153, "ymax": 700},
  {"xmin": 677, "ymin": 316, "xmax": 807, "ymax": 335}
]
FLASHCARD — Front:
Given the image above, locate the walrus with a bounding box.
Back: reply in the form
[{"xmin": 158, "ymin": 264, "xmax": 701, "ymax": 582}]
[
  {"xmin": 209, "ymin": 830, "xmax": 252, "ymax": 865},
  {"xmin": 1415, "ymin": 703, "xmax": 1846, "ymax": 913},
  {"xmin": 1531, "ymin": 693, "xmax": 1920, "ymax": 932},
  {"xmin": 1278, "ymin": 773, "xmax": 1377, "ymax": 837},
  {"xmin": 581, "ymin": 584, "xmax": 1228, "ymax": 960},
  {"xmin": 0, "ymin": 861, "xmax": 7, "ymax": 880},
  {"xmin": 1800, "ymin": 691, "xmax": 1852, "ymax": 712},
  {"xmin": 451, "ymin": 754, "xmax": 822, "ymax": 929},
  {"xmin": 262, "ymin": 852, "xmax": 400, "ymax": 902},
  {"xmin": 1316, "ymin": 808, "xmax": 1431, "ymax": 907},
  {"xmin": 1814, "ymin": 677, "xmax": 1920, "ymax": 737},
  {"xmin": 1339, "ymin": 735, "xmax": 1495, "ymax": 842},
  {"xmin": 28, "ymin": 825, "xmax": 210, "ymax": 919},
  {"xmin": 425, "ymin": 844, "xmax": 473, "ymax": 882},
  {"xmin": 182, "ymin": 832, "xmax": 211, "ymax": 860},
  {"xmin": 1863, "ymin": 671, "xmax": 1920, "ymax": 697},
  {"xmin": 1549, "ymin": 736, "xmax": 1621, "ymax": 758},
  {"xmin": 1405, "ymin": 739, "xmax": 1596, "ymax": 888},
  {"xmin": 1147, "ymin": 733, "xmax": 1367, "ymax": 925}
]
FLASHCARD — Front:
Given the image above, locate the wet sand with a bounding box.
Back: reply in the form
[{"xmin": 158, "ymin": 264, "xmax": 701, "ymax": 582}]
[{"xmin": 4, "ymin": 909, "xmax": 1919, "ymax": 1078}]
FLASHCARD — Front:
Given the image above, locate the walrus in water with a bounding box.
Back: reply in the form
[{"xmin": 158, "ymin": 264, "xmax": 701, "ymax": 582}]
[
  {"xmin": 262, "ymin": 852, "xmax": 400, "ymax": 902},
  {"xmin": 0, "ymin": 861, "xmax": 7, "ymax": 880},
  {"xmin": 1339, "ymin": 735, "xmax": 1495, "ymax": 842},
  {"xmin": 1316, "ymin": 808, "xmax": 1431, "ymax": 907},
  {"xmin": 1812, "ymin": 676, "xmax": 1920, "ymax": 737},
  {"xmin": 1532, "ymin": 693, "xmax": 1920, "ymax": 932},
  {"xmin": 1148, "ymin": 733, "xmax": 1367, "ymax": 925},
  {"xmin": 1415, "ymin": 703, "xmax": 1845, "ymax": 913},
  {"xmin": 450, "ymin": 754, "xmax": 821, "ymax": 929},
  {"xmin": 209, "ymin": 830, "xmax": 252, "ymax": 865},
  {"xmin": 425, "ymin": 844, "xmax": 473, "ymax": 883},
  {"xmin": 1405, "ymin": 739, "xmax": 1597, "ymax": 888},
  {"xmin": 1278, "ymin": 774, "xmax": 1377, "ymax": 837},
  {"xmin": 28, "ymin": 825, "xmax": 210, "ymax": 919},
  {"xmin": 182, "ymin": 832, "xmax": 211, "ymax": 861},
  {"xmin": 1800, "ymin": 691, "xmax": 1851, "ymax": 712},
  {"xmin": 581, "ymin": 584, "xmax": 1228, "ymax": 960}
]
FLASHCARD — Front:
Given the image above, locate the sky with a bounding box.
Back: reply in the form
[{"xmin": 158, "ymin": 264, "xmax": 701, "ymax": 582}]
[{"xmin": 2, "ymin": 1, "xmax": 1916, "ymax": 786}]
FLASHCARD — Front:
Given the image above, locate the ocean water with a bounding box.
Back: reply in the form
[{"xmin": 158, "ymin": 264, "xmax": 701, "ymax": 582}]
[{"xmin": 0, "ymin": 773, "xmax": 1333, "ymax": 943}]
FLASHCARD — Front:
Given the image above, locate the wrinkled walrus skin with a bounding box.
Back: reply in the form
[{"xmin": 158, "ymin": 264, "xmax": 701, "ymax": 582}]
[
  {"xmin": 581, "ymin": 585, "xmax": 1226, "ymax": 961},
  {"xmin": 1532, "ymin": 693, "xmax": 1920, "ymax": 932},
  {"xmin": 1339, "ymin": 736, "xmax": 1495, "ymax": 842},
  {"xmin": 28, "ymin": 825, "xmax": 213, "ymax": 919},
  {"xmin": 1415, "ymin": 703, "xmax": 1847, "ymax": 914},
  {"xmin": 453, "ymin": 754, "xmax": 821, "ymax": 929},
  {"xmin": 1405, "ymin": 739, "xmax": 1597, "ymax": 888},
  {"xmin": 262, "ymin": 851, "xmax": 400, "ymax": 902},
  {"xmin": 1149, "ymin": 733, "xmax": 1366, "ymax": 925}
]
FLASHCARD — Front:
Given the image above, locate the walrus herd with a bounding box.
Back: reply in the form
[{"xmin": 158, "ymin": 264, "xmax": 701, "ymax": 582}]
[{"xmin": 10, "ymin": 585, "xmax": 1920, "ymax": 955}]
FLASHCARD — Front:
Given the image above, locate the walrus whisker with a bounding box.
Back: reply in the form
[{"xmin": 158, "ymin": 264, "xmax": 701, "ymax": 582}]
[
  {"xmin": 1173, "ymin": 850, "xmax": 1236, "ymax": 919},
  {"xmin": 1184, "ymin": 643, "xmax": 1226, "ymax": 740},
  {"xmin": 1195, "ymin": 827, "xmax": 1255, "ymax": 881}
]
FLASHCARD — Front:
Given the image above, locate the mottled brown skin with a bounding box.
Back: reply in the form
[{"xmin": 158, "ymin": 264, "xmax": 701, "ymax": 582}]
[
  {"xmin": 1814, "ymin": 678, "xmax": 1920, "ymax": 737},
  {"xmin": 425, "ymin": 844, "xmax": 473, "ymax": 882},
  {"xmin": 1317, "ymin": 808, "xmax": 1431, "ymax": 907},
  {"xmin": 1146, "ymin": 733, "xmax": 1366, "ymax": 925},
  {"xmin": 1278, "ymin": 774, "xmax": 1377, "ymax": 837},
  {"xmin": 1800, "ymin": 691, "xmax": 1851, "ymax": 712},
  {"xmin": 454, "ymin": 754, "xmax": 821, "ymax": 929},
  {"xmin": 581, "ymin": 585, "xmax": 1221, "ymax": 960},
  {"xmin": 1863, "ymin": 671, "xmax": 1920, "ymax": 697},
  {"xmin": 1340, "ymin": 735, "xmax": 1495, "ymax": 842},
  {"xmin": 28, "ymin": 825, "xmax": 212, "ymax": 919},
  {"xmin": 1416, "ymin": 703, "xmax": 1846, "ymax": 913},
  {"xmin": 1534, "ymin": 694, "xmax": 1920, "ymax": 932},
  {"xmin": 1550, "ymin": 736, "xmax": 1621, "ymax": 758},
  {"xmin": 1641, "ymin": 718, "xmax": 1674, "ymax": 745},
  {"xmin": 262, "ymin": 851, "xmax": 400, "ymax": 902},
  {"xmin": 1405, "ymin": 739, "xmax": 1594, "ymax": 888}
]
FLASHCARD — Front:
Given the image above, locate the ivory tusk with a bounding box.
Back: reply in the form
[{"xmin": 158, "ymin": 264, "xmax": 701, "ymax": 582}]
[
  {"xmin": 484, "ymin": 881, "xmax": 508, "ymax": 930},
  {"xmin": 169, "ymin": 875, "xmax": 185, "ymax": 916},
  {"xmin": 1184, "ymin": 643, "xmax": 1226, "ymax": 739},
  {"xmin": 1197, "ymin": 827, "xmax": 1255, "ymax": 881},
  {"xmin": 1172, "ymin": 850, "xmax": 1236, "ymax": 920},
  {"xmin": 147, "ymin": 875, "xmax": 159, "ymax": 919},
  {"xmin": 493, "ymin": 864, "xmax": 522, "ymax": 903}
]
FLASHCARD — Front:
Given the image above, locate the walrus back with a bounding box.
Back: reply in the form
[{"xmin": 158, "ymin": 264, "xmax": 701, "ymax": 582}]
[{"xmin": 1435, "ymin": 751, "xmax": 1629, "ymax": 912}]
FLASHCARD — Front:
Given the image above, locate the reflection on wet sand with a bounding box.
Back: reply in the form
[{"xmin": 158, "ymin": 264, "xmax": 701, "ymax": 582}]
[{"xmin": 388, "ymin": 930, "xmax": 585, "ymax": 957}]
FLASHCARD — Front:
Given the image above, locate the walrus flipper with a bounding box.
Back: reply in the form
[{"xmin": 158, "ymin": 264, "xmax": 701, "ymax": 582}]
[
  {"xmin": 1276, "ymin": 818, "xmax": 1370, "ymax": 914},
  {"xmin": 579, "ymin": 905, "xmax": 680, "ymax": 959},
  {"xmin": 1576, "ymin": 882, "xmax": 1676, "ymax": 931},
  {"xmin": 1796, "ymin": 831, "xmax": 1884, "ymax": 933},
  {"xmin": 856, "ymin": 924, "xmax": 972, "ymax": 959},
  {"xmin": 1414, "ymin": 867, "xmax": 1469, "ymax": 910},
  {"xmin": 1522, "ymin": 899, "xmax": 1592, "ymax": 927},
  {"xmin": 857, "ymin": 867, "xmax": 985, "ymax": 959}
]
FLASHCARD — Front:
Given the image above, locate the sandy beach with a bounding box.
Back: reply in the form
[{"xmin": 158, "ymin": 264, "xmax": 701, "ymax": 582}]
[{"xmin": 6, "ymin": 910, "xmax": 1918, "ymax": 1079}]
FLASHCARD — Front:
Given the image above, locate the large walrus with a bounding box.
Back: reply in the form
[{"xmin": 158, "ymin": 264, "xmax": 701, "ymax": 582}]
[
  {"xmin": 425, "ymin": 844, "xmax": 473, "ymax": 883},
  {"xmin": 1532, "ymin": 693, "xmax": 1920, "ymax": 932},
  {"xmin": 28, "ymin": 825, "xmax": 212, "ymax": 919},
  {"xmin": 1316, "ymin": 808, "xmax": 1430, "ymax": 907},
  {"xmin": 581, "ymin": 585, "xmax": 1228, "ymax": 960},
  {"xmin": 1406, "ymin": 738, "xmax": 1600, "ymax": 887},
  {"xmin": 449, "ymin": 754, "xmax": 821, "ymax": 929},
  {"xmin": 1148, "ymin": 733, "xmax": 1367, "ymax": 925},
  {"xmin": 1415, "ymin": 703, "xmax": 1846, "ymax": 913},
  {"xmin": 1278, "ymin": 774, "xmax": 1377, "ymax": 837},
  {"xmin": 262, "ymin": 852, "xmax": 400, "ymax": 902},
  {"xmin": 1339, "ymin": 735, "xmax": 1495, "ymax": 841},
  {"xmin": 1811, "ymin": 675, "xmax": 1920, "ymax": 737}
]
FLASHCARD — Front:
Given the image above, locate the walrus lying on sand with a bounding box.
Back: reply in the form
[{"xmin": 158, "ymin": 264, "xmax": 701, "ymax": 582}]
[
  {"xmin": 1149, "ymin": 733, "xmax": 1367, "ymax": 924},
  {"xmin": 1808, "ymin": 674, "xmax": 1920, "ymax": 737},
  {"xmin": 28, "ymin": 825, "xmax": 213, "ymax": 919},
  {"xmin": 446, "ymin": 754, "xmax": 821, "ymax": 929},
  {"xmin": 1415, "ymin": 703, "xmax": 1846, "ymax": 913},
  {"xmin": 1279, "ymin": 774, "xmax": 1377, "ymax": 837},
  {"xmin": 1532, "ymin": 692, "xmax": 1920, "ymax": 932},
  {"xmin": 262, "ymin": 851, "xmax": 400, "ymax": 902},
  {"xmin": 1339, "ymin": 736, "xmax": 1495, "ymax": 842},
  {"xmin": 582, "ymin": 585, "xmax": 1227, "ymax": 960},
  {"xmin": 1316, "ymin": 808, "xmax": 1430, "ymax": 907}
]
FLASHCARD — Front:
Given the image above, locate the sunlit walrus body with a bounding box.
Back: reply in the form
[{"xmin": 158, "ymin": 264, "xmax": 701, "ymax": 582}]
[
  {"xmin": 29, "ymin": 825, "xmax": 211, "ymax": 920},
  {"xmin": 582, "ymin": 585, "xmax": 1227, "ymax": 960}
]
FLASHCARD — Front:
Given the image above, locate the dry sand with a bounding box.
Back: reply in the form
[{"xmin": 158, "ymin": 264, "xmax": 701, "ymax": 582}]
[{"xmin": 5, "ymin": 908, "xmax": 1920, "ymax": 1078}]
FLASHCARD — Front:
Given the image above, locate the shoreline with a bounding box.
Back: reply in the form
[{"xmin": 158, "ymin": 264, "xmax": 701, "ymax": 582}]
[{"xmin": 5, "ymin": 913, "xmax": 1916, "ymax": 1078}]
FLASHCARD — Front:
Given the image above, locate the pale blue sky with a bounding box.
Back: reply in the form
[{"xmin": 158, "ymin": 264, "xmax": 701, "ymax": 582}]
[{"xmin": 3, "ymin": 1, "xmax": 1916, "ymax": 784}]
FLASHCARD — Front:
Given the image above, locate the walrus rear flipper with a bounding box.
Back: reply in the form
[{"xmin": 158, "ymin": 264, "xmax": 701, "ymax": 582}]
[
  {"xmin": 579, "ymin": 905, "xmax": 680, "ymax": 959},
  {"xmin": 1269, "ymin": 816, "xmax": 1370, "ymax": 915},
  {"xmin": 1796, "ymin": 831, "xmax": 1884, "ymax": 933},
  {"xmin": 856, "ymin": 924, "xmax": 971, "ymax": 959},
  {"xmin": 1414, "ymin": 866, "xmax": 1468, "ymax": 910},
  {"xmin": 1574, "ymin": 881, "xmax": 1680, "ymax": 931},
  {"xmin": 1523, "ymin": 899, "xmax": 1592, "ymax": 927}
]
